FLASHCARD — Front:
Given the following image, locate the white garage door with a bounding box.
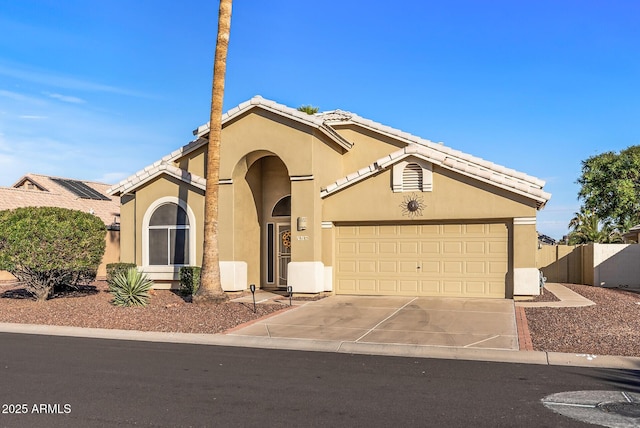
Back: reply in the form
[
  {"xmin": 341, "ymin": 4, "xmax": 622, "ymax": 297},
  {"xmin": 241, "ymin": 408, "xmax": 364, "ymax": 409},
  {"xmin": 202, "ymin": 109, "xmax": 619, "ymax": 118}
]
[{"xmin": 335, "ymin": 223, "xmax": 508, "ymax": 298}]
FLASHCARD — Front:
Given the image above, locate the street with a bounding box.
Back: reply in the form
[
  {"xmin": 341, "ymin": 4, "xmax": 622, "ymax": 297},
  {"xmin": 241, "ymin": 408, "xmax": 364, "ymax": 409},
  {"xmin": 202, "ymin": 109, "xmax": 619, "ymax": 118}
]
[{"xmin": 0, "ymin": 332, "xmax": 638, "ymax": 427}]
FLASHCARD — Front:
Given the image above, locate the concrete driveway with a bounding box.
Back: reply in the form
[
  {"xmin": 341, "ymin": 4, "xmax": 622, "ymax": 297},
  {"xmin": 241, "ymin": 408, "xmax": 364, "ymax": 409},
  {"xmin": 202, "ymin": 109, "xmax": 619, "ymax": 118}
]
[{"xmin": 229, "ymin": 295, "xmax": 518, "ymax": 350}]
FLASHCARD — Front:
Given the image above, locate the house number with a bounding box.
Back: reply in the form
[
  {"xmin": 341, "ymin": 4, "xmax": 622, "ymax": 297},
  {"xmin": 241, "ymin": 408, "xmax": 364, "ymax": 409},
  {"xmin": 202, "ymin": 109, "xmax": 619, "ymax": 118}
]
[{"xmin": 297, "ymin": 236, "xmax": 309, "ymax": 241}]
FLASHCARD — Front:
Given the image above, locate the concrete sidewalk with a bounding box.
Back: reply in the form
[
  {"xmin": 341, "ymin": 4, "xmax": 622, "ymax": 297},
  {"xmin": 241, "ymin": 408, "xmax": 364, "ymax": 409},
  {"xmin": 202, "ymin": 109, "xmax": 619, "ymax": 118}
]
[{"xmin": 516, "ymin": 283, "xmax": 596, "ymax": 308}]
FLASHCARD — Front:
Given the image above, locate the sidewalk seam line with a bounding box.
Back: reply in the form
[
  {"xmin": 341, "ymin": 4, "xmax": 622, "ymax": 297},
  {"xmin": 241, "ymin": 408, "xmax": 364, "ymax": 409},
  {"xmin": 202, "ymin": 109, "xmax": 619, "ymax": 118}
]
[
  {"xmin": 354, "ymin": 297, "xmax": 417, "ymax": 343},
  {"xmin": 464, "ymin": 335, "xmax": 500, "ymax": 348}
]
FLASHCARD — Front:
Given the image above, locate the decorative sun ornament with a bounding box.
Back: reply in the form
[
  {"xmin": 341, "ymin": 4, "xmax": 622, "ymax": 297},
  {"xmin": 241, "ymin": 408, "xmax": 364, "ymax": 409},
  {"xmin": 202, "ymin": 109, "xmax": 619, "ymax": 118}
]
[{"xmin": 400, "ymin": 193, "xmax": 425, "ymax": 218}]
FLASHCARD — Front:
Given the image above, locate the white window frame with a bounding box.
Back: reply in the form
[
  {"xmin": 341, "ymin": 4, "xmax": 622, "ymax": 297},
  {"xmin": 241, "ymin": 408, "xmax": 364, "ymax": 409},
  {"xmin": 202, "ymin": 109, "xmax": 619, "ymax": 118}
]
[{"xmin": 142, "ymin": 196, "xmax": 197, "ymax": 270}]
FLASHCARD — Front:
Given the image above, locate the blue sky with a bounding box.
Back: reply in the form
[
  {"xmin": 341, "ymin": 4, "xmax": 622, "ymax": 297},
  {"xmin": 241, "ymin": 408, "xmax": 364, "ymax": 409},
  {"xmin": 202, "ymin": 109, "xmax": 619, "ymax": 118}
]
[{"xmin": 0, "ymin": 0, "xmax": 638, "ymax": 239}]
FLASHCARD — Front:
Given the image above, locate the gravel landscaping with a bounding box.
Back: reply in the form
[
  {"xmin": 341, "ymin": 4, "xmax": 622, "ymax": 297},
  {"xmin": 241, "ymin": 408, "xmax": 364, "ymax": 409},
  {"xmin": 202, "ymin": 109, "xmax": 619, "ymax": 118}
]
[
  {"xmin": 525, "ymin": 284, "xmax": 640, "ymax": 357},
  {"xmin": 0, "ymin": 281, "xmax": 288, "ymax": 334},
  {"xmin": 1, "ymin": 280, "xmax": 639, "ymax": 358}
]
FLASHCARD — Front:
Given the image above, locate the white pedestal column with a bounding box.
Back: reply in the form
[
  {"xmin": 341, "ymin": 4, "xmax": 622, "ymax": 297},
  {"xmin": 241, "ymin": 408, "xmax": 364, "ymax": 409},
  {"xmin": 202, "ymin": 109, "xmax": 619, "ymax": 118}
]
[
  {"xmin": 514, "ymin": 267, "xmax": 540, "ymax": 296},
  {"xmin": 288, "ymin": 261, "xmax": 325, "ymax": 293},
  {"xmin": 220, "ymin": 261, "xmax": 247, "ymax": 291}
]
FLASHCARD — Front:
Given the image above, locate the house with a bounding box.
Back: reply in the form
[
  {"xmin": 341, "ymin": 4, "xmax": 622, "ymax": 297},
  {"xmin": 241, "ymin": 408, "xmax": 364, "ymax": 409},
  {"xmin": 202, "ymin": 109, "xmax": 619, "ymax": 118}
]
[
  {"xmin": 0, "ymin": 173, "xmax": 120, "ymax": 280},
  {"xmin": 538, "ymin": 233, "xmax": 557, "ymax": 246},
  {"xmin": 622, "ymin": 225, "xmax": 640, "ymax": 244},
  {"xmin": 109, "ymin": 96, "xmax": 551, "ymax": 298}
]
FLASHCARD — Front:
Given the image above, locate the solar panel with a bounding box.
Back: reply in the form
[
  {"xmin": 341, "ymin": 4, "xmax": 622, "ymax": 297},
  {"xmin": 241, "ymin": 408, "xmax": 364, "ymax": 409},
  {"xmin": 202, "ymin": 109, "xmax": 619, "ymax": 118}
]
[{"xmin": 50, "ymin": 178, "xmax": 111, "ymax": 201}]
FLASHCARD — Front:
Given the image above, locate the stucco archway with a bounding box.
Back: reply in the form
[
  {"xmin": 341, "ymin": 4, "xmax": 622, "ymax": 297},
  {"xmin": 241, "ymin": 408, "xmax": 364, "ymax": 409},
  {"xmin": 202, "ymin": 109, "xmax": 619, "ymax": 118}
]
[{"xmin": 229, "ymin": 152, "xmax": 291, "ymax": 289}]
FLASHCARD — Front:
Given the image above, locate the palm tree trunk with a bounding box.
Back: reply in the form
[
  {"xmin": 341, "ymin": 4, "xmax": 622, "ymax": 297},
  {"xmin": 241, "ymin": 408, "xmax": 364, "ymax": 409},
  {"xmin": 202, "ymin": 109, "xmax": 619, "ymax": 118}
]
[{"xmin": 194, "ymin": 0, "xmax": 232, "ymax": 304}]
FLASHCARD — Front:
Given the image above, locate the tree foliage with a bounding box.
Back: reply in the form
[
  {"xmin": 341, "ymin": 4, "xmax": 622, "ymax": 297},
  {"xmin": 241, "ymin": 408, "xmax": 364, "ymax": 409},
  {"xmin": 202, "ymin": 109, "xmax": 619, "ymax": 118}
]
[
  {"xmin": 577, "ymin": 145, "xmax": 640, "ymax": 229},
  {"xmin": 566, "ymin": 209, "xmax": 623, "ymax": 245},
  {"xmin": 0, "ymin": 207, "xmax": 106, "ymax": 301},
  {"xmin": 297, "ymin": 105, "xmax": 319, "ymax": 115}
]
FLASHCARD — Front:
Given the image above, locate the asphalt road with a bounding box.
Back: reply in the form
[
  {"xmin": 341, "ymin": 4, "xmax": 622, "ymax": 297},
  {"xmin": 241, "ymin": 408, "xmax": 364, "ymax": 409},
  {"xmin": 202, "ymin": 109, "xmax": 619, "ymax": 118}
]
[{"xmin": 0, "ymin": 333, "xmax": 638, "ymax": 427}]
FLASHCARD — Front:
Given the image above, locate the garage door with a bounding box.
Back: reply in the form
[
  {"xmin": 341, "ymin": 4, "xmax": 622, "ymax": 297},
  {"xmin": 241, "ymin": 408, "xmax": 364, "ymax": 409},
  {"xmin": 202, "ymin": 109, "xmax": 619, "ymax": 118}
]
[{"xmin": 335, "ymin": 223, "xmax": 508, "ymax": 298}]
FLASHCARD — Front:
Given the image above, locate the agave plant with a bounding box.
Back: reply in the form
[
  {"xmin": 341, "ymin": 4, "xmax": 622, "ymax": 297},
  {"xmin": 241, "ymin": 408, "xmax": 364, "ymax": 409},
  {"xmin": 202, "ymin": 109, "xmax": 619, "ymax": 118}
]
[{"xmin": 108, "ymin": 268, "xmax": 153, "ymax": 307}]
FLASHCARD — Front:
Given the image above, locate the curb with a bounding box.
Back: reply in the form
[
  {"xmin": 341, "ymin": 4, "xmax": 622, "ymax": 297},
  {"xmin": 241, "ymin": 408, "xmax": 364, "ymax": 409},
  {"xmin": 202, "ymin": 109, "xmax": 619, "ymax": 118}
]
[{"xmin": 1, "ymin": 322, "xmax": 639, "ymax": 370}]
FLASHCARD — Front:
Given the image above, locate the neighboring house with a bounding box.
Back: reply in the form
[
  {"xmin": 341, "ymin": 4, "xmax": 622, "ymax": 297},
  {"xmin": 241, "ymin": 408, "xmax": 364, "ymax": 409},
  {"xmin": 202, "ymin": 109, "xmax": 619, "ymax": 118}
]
[
  {"xmin": 0, "ymin": 173, "xmax": 120, "ymax": 280},
  {"xmin": 538, "ymin": 233, "xmax": 557, "ymax": 246},
  {"xmin": 622, "ymin": 225, "xmax": 640, "ymax": 244},
  {"xmin": 109, "ymin": 96, "xmax": 551, "ymax": 298}
]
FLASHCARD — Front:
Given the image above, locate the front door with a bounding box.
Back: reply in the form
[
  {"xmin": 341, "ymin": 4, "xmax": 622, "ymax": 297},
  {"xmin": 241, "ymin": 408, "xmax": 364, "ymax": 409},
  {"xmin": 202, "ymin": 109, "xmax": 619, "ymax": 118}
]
[{"xmin": 277, "ymin": 223, "xmax": 291, "ymax": 286}]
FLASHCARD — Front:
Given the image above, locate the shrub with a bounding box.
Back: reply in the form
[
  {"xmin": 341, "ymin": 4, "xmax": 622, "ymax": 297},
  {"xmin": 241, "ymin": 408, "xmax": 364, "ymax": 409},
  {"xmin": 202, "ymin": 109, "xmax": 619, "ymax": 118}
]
[
  {"xmin": 0, "ymin": 207, "xmax": 106, "ymax": 301},
  {"xmin": 108, "ymin": 268, "xmax": 153, "ymax": 307},
  {"xmin": 179, "ymin": 266, "xmax": 201, "ymax": 296},
  {"xmin": 106, "ymin": 263, "xmax": 137, "ymax": 283}
]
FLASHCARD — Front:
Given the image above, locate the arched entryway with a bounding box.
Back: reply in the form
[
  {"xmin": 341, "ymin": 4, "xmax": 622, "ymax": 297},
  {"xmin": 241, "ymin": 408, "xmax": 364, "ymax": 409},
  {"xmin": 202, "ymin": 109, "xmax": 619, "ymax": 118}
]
[{"xmin": 233, "ymin": 153, "xmax": 290, "ymax": 289}]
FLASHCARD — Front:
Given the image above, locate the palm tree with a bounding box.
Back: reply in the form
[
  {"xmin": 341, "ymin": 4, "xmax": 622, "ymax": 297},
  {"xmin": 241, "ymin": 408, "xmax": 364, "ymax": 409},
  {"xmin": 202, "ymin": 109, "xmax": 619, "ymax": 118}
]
[
  {"xmin": 567, "ymin": 209, "xmax": 622, "ymax": 244},
  {"xmin": 194, "ymin": 0, "xmax": 232, "ymax": 304},
  {"xmin": 297, "ymin": 105, "xmax": 319, "ymax": 115}
]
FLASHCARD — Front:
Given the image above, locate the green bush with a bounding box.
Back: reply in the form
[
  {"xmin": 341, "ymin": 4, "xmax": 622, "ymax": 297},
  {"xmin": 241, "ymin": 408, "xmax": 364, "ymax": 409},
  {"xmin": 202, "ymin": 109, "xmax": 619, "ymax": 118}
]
[
  {"xmin": 0, "ymin": 207, "xmax": 106, "ymax": 301},
  {"xmin": 106, "ymin": 263, "xmax": 137, "ymax": 283},
  {"xmin": 108, "ymin": 268, "xmax": 153, "ymax": 307},
  {"xmin": 179, "ymin": 266, "xmax": 201, "ymax": 296}
]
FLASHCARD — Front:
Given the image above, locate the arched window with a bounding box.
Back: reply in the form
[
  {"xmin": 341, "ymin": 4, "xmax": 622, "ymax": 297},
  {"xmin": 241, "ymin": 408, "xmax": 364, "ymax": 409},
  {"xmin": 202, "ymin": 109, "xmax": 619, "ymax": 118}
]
[
  {"xmin": 402, "ymin": 163, "xmax": 423, "ymax": 191},
  {"xmin": 148, "ymin": 203, "xmax": 190, "ymax": 265},
  {"xmin": 272, "ymin": 195, "xmax": 291, "ymax": 217}
]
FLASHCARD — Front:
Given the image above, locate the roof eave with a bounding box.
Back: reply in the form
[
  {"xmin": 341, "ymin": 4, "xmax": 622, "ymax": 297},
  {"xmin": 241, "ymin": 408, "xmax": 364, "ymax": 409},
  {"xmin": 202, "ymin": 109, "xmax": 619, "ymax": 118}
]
[
  {"xmin": 341, "ymin": 115, "xmax": 546, "ymax": 189},
  {"xmin": 193, "ymin": 96, "xmax": 353, "ymax": 151},
  {"xmin": 108, "ymin": 164, "xmax": 206, "ymax": 196},
  {"xmin": 321, "ymin": 147, "xmax": 551, "ymax": 209}
]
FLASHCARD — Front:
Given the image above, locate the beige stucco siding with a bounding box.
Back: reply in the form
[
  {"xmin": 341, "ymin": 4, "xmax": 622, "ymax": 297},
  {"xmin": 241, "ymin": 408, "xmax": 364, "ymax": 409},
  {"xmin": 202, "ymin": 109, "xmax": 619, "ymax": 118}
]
[
  {"xmin": 119, "ymin": 194, "xmax": 136, "ymax": 264},
  {"xmin": 97, "ymin": 230, "xmax": 121, "ymax": 278},
  {"xmin": 513, "ymin": 223, "xmax": 537, "ymax": 268},
  {"xmin": 333, "ymin": 125, "xmax": 406, "ymax": 175},
  {"xmin": 220, "ymin": 111, "xmax": 315, "ymax": 179},
  {"xmin": 323, "ymin": 166, "xmax": 537, "ymax": 221},
  {"xmin": 175, "ymin": 145, "xmax": 207, "ymax": 178},
  {"xmin": 290, "ymin": 179, "xmax": 321, "ymax": 261},
  {"xmin": 310, "ymin": 132, "xmax": 345, "ymax": 196},
  {"xmin": 217, "ymin": 111, "xmax": 349, "ymax": 287}
]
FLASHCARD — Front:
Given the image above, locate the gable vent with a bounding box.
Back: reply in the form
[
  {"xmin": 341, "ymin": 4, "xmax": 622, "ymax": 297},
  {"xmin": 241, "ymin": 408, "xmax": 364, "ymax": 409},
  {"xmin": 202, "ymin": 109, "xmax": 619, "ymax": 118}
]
[{"xmin": 403, "ymin": 163, "xmax": 423, "ymax": 191}]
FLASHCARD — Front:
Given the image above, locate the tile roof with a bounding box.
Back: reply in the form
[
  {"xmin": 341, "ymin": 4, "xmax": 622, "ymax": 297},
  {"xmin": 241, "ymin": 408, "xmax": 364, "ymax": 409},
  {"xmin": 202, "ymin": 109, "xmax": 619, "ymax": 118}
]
[
  {"xmin": 110, "ymin": 96, "xmax": 355, "ymax": 196},
  {"xmin": 193, "ymin": 95, "xmax": 353, "ymax": 151},
  {"xmin": 0, "ymin": 173, "xmax": 120, "ymax": 226},
  {"xmin": 320, "ymin": 144, "xmax": 551, "ymax": 208},
  {"xmin": 111, "ymin": 96, "xmax": 551, "ymax": 208},
  {"xmin": 319, "ymin": 108, "xmax": 545, "ymax": 185},
  {"xmin": 108, "ymin": 162, "xmax": 206, "ymax": 196}
]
